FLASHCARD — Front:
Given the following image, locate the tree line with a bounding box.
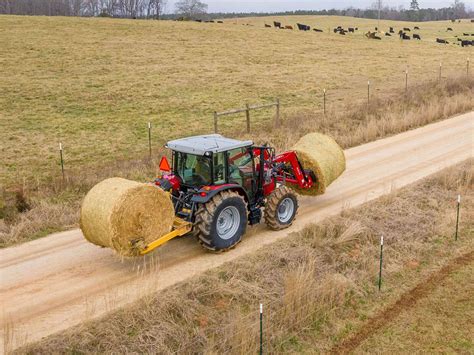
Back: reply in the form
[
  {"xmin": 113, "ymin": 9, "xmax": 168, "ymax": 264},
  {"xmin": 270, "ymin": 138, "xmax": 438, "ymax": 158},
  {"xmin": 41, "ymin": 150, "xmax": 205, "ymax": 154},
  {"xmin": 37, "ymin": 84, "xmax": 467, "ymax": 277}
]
[
  {"xmin": 0, "ymin": 0, "xmax": 167, "ymax": 18},
  {"xmin": 163, "ymin": 6, "xmax": 473, "ymax": 22},
  {"xmin": 1, "ymin": 0, "xmax": 472, "ymax": 22}
]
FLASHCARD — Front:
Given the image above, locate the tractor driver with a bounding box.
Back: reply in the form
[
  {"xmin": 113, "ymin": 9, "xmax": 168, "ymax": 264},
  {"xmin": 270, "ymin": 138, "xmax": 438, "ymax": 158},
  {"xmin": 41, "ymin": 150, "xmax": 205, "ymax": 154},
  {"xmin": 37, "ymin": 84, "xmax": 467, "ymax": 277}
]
[{"xmin": 194, "ymin": 155, "xmax": 211, "ymax": 185}]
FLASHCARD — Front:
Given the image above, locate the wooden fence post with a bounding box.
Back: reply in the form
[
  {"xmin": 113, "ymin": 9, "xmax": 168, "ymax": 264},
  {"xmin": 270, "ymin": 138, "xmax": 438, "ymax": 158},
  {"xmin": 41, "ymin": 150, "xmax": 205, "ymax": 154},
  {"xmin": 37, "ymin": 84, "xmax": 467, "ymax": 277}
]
[
  {"xmin": 214, "ymin": 111, "xmax": 218, "ymax": 133},
  {"xmin": 245, "ymin": 103, "xmax": 250, "ymax": 133}
]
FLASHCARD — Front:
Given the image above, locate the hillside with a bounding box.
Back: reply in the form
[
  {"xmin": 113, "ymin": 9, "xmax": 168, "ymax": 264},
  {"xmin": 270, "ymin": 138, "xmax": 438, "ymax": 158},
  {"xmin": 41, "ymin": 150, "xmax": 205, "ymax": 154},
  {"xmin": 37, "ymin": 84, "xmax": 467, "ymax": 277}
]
[{"xmin": 1, "ymin": 15, "xmax": 472, "ymax": 185}]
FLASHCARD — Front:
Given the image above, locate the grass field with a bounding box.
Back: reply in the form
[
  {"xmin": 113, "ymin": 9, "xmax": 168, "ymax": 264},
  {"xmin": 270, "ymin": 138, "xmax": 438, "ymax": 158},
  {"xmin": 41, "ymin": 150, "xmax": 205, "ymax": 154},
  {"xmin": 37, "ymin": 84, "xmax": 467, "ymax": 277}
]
[
  {"xmin": 19, "ymin": 160, "xmax": 473, "ymax": 353},
  {"xmin": 1, "ymin": 15, "xmax": 473, "ymax": 186}
]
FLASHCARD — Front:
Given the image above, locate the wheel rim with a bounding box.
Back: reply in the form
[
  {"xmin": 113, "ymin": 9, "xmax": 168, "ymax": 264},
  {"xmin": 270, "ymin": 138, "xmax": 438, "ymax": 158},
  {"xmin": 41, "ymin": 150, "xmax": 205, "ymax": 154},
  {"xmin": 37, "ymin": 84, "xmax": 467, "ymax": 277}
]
[
  {"xmin": 277, "ymin": 197, "xmax": 294, "ymax": 223},
  {"xmin": 216, "ymin": 206, "xmax": 240, "ymax": 240}
]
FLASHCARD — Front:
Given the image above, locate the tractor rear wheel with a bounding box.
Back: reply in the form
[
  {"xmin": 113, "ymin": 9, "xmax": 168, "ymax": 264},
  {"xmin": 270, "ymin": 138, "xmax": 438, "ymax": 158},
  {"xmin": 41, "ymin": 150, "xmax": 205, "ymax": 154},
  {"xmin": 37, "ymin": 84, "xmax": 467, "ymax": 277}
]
[
  {"xmin": 265, "ymin": 186, "xmax": 298, "ymax": 230},
  {"xmin": 194, "ymin": 191, "xmax": 248, "ymax": 252}
]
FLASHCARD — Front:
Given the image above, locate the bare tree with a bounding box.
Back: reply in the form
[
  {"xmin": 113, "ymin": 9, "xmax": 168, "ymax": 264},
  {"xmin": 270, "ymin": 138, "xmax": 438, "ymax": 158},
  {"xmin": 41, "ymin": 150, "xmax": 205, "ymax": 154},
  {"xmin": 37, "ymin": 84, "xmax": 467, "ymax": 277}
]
[
  {"xmin": 451, "ymin": 0, "xmax": 466, "ymax": 18},
  {"xmin": 175, "ymin": 0, "xmax": 207, "ymax": 19}
]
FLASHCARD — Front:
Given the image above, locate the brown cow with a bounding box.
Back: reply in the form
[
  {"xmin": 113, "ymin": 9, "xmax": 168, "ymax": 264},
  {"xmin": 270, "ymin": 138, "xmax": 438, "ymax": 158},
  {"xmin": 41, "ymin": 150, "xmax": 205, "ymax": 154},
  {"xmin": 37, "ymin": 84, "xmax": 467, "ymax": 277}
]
[{"xmin": 285, "ymin": 25, "xmax": 293, "ymax": 30}]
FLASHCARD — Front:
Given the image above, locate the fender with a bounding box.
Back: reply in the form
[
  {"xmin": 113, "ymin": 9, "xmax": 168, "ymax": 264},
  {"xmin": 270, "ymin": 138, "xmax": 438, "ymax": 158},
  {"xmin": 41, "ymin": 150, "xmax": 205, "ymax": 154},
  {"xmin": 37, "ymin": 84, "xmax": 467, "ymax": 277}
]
[{"xmin": 191, "ymin": 184, "xmax": 250, "ymax": 205}]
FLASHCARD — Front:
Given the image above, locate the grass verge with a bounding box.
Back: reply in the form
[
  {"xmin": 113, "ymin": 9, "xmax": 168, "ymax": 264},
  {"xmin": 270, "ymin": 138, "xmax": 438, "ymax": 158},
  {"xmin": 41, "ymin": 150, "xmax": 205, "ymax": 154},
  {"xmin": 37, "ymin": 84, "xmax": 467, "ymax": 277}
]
[
  {"xmin": 1, "ymin": 77, "xmax": 472, "ymax": 248},
  {"xmin": 17, "ymin": 159, "xmax": 473, "ymax": 354}
]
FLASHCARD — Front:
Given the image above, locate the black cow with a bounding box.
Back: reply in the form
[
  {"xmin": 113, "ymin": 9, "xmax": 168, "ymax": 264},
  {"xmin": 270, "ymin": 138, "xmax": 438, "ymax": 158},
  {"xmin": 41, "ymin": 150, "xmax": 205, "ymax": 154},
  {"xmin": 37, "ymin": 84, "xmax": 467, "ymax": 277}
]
[
  {"xmin": 413, "ymin": 34, "xmax": 421, "ymax": 40},
  {"xmin": 273, "ymin": 21, "xmax": 281, "ymax": 28},
  {"xmin": 348, "ymin": 27, "xmax": 355, "ymax": 33},
  {"xmin": 436, "ymin": 38, "xmax": 448, "ymax": 44},
  {"xmin": 195, "ymin": 19, "xmax": 202, "ymax": 22},
  {"xmin": 385, "ymin": 32, "xmax": 391, "ymax": 36},
  {"xmin": 389, "ymin": 27, "xmax": 394, "ymax": 33},
  {"xmin": 461, "ymin": 40, "xmax": 473, "ymax": 47},
  {"xmin": 414, "ymin": 26, "xmax": 420, "ymax": 30},
  {"xmin": 447, "ymin": 27, "xmax": 453, "ymax": 31},
  {"xmin": 297, "ymin": 23, "xmax": 310, "ymax": 31},
  {"xmin": 399, "ymin": 30, "xmax": 410, "ymax": 40},
  {"xmin": 463, "ymin": 33, "xmax": 470, "ymax": 36},
  {"xmin": 403, "ymin": 27, "xmax": 411, "ymax": 31},
  {"xmin": 471, "ymin": 19, "xmax": 474, "ymax": 23},
  {"xmin": 313, "ymin": 28, "xmax": 323, "ymax": 32},
  {"xmin": 264, "ymin": 24, "xmax": 271, "ymax": 28},
  {"xmin": 217, "ymin": 21, "xmax": 223, "ymax": 24},
  {"xmin": 355, "ymin": 27, "xmax": 358, "ymax": 30}
]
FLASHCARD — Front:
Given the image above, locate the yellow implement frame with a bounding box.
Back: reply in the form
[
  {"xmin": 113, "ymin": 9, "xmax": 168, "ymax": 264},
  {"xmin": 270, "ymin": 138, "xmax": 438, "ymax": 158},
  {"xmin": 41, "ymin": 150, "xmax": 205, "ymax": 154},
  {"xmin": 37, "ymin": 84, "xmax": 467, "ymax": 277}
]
[{"xmin": 139, "ymin": 217, "xmax": 192, "ymax": 255}]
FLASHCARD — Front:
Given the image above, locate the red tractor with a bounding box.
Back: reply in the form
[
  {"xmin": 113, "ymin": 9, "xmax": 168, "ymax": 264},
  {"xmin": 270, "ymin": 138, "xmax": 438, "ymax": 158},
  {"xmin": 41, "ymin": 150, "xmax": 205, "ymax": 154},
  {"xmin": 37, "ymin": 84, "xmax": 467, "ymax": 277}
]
[{"xmin": 153, "ymin": 134, "xmax": 316, "ymax": 252}]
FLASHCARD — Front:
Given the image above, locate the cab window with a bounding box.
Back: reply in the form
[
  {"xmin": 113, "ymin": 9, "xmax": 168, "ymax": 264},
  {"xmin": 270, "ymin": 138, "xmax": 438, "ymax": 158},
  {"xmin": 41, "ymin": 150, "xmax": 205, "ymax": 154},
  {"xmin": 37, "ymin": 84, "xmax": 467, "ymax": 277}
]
[
  {"xmin": 228, "ymin": 147, "xmax": 254, "ymax": 195},
  {"xmin": 213, "ymin": 152, "xmax": 226, "ymax": 184}
]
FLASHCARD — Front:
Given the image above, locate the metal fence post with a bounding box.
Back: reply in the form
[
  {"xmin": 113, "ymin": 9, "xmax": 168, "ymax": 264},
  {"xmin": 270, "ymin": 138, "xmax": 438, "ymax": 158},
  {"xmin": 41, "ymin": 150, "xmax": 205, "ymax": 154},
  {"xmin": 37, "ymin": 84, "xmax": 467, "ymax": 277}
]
[
  {"xmin": 214, "ymin": 111, "xmax": 218, "ymax": 133},
  {"xmin": 59, "ymin": 142, "xmax": 65, "ymax": 182},
  {"xmin": 455, "ymin": 195, "xmax": 461, "ymax": 241},
  {"xmin": 259, "ymin": 303, "xmax": 263, "ymax": 355},
  {"xmin": 378, "ymin": 235, "xmax": 384, "ymax": 291},
  {"xmin": 367, "ymin": 80, "xmax": 370, "ymax": 111},
  {"xmin": 275, "ymin": 98, "xmax": 280, "ymax": 126},
  {"xmin": 405, "ymin": 68, "xmax": 408, "ymax": 93},
  {"xmin": 323, "ymin": 88, "xmax": 326, "ymax": 115},
  {"xmin": 245, "ymin": 103, "xmax": 250, "ymax": 133},
  {"xmin": 148, "ymin": 122, "xmax": 152, "ymax": 159}
]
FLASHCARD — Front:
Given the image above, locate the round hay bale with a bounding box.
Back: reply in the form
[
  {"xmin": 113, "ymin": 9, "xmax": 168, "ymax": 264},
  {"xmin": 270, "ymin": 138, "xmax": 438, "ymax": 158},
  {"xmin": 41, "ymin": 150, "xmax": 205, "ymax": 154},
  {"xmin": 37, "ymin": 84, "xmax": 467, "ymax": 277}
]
[
  {"xmin": 80, "ymin": 177, "xmax": 174, "ymax": 256},
  {"xmin": 291, "ymin": 133, "xmax": 346, "ymax": 196}
]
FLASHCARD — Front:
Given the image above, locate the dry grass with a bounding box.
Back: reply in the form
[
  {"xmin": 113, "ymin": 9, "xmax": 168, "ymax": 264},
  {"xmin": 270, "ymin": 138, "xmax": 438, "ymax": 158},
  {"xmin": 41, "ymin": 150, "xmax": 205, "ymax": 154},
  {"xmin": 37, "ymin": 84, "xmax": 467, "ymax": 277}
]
[
  {"xmin": 1, "ymin": 14, "xmax": 473, "ymax": 247},
  {"xmin": 1, "ymin": 75, "xmax": 472, "ymax": 248},
  {"xmin": 1, "ymin": 15, "xmax": 472, "ymax": 187},
  {"xmin": 20, "ymin": 160, "xmax": 473, "ymax": 354}
]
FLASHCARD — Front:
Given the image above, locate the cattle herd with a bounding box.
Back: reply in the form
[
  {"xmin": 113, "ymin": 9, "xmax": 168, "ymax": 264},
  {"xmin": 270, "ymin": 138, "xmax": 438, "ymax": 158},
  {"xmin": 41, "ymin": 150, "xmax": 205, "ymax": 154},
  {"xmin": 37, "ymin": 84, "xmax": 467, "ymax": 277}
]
[
  {"xmin": 266, "ymin": 21, "xmax": 474, "ymax": 48},
  {"xmin": 190, "ymin": 18, "xmax": 474, "ymax": 47}
]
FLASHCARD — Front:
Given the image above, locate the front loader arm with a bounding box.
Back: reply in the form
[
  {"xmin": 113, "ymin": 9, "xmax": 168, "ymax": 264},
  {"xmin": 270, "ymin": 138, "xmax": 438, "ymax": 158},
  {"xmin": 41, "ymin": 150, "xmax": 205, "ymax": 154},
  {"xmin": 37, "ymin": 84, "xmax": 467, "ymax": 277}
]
[{"xmin": 272, "ymin": 151, "xmax": 315, "ymax": 190}]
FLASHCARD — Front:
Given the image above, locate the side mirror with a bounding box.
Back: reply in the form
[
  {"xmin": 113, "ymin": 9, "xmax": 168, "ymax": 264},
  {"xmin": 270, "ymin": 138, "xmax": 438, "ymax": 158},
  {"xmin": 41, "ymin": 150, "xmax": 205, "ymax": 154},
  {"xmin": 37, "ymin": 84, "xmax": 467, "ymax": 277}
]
[{"xmin": 159, "ymin": 156, "xmax": 171, "ymax": 172}]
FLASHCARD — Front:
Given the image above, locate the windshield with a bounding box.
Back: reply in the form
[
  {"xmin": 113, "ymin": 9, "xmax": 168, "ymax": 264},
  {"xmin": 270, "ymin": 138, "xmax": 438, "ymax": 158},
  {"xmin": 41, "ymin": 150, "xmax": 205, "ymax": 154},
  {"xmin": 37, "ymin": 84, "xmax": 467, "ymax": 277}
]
[{"xmin": 175, "ymin": 152, "xmax": 212, "ymax": 187}]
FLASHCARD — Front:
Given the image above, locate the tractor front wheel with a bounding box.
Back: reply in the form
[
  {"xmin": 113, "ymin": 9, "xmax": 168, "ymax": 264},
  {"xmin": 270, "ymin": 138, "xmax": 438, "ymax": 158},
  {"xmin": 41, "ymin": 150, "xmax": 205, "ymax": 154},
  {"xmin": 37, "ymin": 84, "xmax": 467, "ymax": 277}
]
[
  {"xmin": 194, "ymin": 191, "xmax": 248, "ymax": 252},
  {"xmin": 265, "ymin": 186, "xmax": 298, "ymax": 230}
]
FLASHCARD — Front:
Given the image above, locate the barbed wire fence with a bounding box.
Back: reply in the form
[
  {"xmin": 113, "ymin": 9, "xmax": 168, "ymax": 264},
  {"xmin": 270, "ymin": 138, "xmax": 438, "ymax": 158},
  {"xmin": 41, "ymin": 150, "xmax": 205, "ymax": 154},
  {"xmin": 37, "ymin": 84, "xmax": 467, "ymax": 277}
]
[{"xmin": 52, "ymin": 58, "xmax": 472, "ymax": 186}]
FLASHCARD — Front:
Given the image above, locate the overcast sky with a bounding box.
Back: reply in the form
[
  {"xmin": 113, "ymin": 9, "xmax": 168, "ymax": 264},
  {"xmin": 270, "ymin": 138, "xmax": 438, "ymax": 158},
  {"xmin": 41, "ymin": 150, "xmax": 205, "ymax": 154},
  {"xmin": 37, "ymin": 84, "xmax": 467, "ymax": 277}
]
[{"xmin": 166, "ymin": 1, "xmax": 457, "ymax": 13}]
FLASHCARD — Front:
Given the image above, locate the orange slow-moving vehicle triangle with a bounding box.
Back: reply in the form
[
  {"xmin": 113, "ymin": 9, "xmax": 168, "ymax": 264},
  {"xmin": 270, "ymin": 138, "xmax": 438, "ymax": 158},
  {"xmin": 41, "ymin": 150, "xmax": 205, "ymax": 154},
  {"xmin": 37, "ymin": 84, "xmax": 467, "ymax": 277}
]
[{"xmin": 159, "ymin": 156, "xmax": 171, "ymax": 172}]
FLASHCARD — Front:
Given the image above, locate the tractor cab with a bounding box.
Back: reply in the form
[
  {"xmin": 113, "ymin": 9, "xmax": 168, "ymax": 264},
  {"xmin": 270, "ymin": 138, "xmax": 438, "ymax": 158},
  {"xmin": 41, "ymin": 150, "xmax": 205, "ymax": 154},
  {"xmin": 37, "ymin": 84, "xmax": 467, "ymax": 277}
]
[{"xmin": 159, "ymin": 134, "xmax": 270, "ymax": 204}]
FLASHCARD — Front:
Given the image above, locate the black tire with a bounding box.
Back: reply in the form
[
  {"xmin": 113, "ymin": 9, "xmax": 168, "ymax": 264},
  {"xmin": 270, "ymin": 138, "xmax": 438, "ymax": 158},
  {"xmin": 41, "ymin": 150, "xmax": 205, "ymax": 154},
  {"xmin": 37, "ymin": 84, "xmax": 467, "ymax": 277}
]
[
  {"xmin": 194, "ymin": 191, "xmax": 248, "ymax": 252},
  {"xmin": 265, "ymin": 186, "xmax": 298, "ymax": 230}
]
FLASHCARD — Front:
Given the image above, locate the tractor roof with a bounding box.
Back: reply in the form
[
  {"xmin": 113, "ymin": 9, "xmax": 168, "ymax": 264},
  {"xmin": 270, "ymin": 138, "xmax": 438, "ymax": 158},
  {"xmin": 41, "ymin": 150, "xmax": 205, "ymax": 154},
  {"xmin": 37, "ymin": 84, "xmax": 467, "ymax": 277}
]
[{"xmin": 166, "ymin": 134, "xmax": 253, "ymax": 156}]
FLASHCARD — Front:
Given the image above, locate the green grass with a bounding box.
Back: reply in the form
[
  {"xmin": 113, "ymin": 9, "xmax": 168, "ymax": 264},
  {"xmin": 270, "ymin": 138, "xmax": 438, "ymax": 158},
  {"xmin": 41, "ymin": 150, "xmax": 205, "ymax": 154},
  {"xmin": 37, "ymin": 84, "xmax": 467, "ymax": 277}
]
[
  {"xmin": 1, "ymin": 15, "xmax": 472, "ymax": 186},
  {"xmin": 357, "ymin": 261, "xmax": 474, "ymax": 353}
]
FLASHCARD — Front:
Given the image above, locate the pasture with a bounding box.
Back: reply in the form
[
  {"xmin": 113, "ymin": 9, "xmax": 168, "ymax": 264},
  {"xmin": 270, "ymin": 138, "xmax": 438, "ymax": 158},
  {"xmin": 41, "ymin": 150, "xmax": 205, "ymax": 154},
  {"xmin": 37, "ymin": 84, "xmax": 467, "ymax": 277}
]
[{"xmin": 0, "ymin": 15, "xmax": 472, "ymax": 186}]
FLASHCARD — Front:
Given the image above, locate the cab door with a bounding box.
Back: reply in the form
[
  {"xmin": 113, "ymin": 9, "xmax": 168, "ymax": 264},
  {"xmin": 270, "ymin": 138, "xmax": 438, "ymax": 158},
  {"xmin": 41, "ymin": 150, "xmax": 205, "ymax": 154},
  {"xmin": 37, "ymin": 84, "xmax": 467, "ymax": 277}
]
[{"xmin": 227, "ymin": 147, "xmax": 256, "ymax": 200}]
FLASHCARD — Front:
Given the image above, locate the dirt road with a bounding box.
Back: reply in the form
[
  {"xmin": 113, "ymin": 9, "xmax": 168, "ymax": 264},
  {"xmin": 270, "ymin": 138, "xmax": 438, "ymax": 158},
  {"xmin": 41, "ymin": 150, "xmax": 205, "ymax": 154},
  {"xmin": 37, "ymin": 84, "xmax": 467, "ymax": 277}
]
[{"xmin": 1, "ymin": 112, "xmax": 473, "ymax": 350}]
